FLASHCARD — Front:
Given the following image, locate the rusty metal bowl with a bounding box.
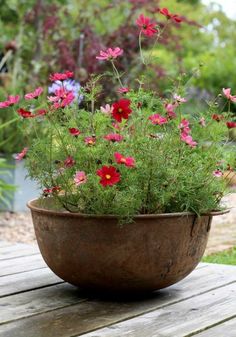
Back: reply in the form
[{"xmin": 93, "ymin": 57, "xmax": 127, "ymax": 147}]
[{"xmin": 27, "ymin": 198, "xmax": 228, "ymax": 293}]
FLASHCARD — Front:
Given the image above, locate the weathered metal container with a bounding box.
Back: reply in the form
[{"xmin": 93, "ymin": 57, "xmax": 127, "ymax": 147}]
[{"xmin": 28, "ymin": 198, "xmax": 227, "ymax": 293}]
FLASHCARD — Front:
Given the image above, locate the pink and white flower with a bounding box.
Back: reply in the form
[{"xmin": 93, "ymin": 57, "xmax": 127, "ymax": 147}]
[
  {"xmin": 178, "ymin": 119, "xmax": 190, "ymax": 134},
  {"xmin": 25, "ymin": 87, "xmax": 43, "ymax": 100},
  {"xmin": 165, "ymin": 103, "xmax": 177, "ymax": 119},
  {"xmin": 213, "ymin": 169, "xmax": 223, "ymax": 178},
  {"xmin": 180, "ymin": 133, "xmax": 197, "ymax": 148},
  {"xmin": 149, "ymin": 114, "xmax": 168, "ymax": 125},
  {"xmin": 96, "ymin": 47, "xmax": 123, "ymax": 61},
  {"xmin": 48, "ymin": 88, "xmax": 75, "ymax": 109},
  {"xmin": 199, "ymin": 117, "xmax": 206, "ymax": 127},
  {"xmin": 117, "ymin": 87, "xmax": 130, "ymax": 94},
  {"xmin": 0, "ymin": 95, "xmax": 20, "ymax": 108},
  {"xmin": 223, "ymin": 88, "xmax": 236, "ymax": 103},
  {"xmin": 173, "ymin": 94, "xmax": 187, "ymax": 104},
  {"xmin": 100, "ymin": 104, "xmax": 113, "ymax": 115},
  {"xmin": 74, "ymin": 171, "xmax": 87, "ymax": 186},
  {"xmin": 104, "ymin": 133, "xmax": 124, "ymax": 142}
]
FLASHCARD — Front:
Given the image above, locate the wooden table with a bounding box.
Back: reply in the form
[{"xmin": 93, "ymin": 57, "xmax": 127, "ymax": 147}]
[{"xmin": 0, "ymin": 240, "xmax": 236, "ymax": 337}]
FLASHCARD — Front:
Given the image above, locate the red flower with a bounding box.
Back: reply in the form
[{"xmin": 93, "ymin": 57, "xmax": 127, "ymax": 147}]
[
  {"xmin": 149, "ymin": 114, "xmax": 168, "ymax": 125},
  {"xmin": 159, "ymin": 8, "xmax": 182, "ymax": 23},
  {"xmin": 64, "ymin": 156, "xmax": 76, "ymax": 168},
  {"xmin": 112, "ymin": 99, "xmax": 132, "ymax": 122},
  {"xmin": 97, "ymin": 165, "xmax": 120, "ymax": 187},
  {"xmin": 15, "ymin": 147, "xmax": 28, "ymax": 160},
  {"xmin": 25, "ymin": 87, "xmax": 43, "ymax": 100},
  {"xmin": 104, "ymin": 133, "xmax": 123, "ymax": 142},
  {"xmin": 17, "ymin": 108, "xmax": 46, "ymax": 118},
  {"xmin": 49, "ymin": 71, "xmax": 74, "ymax": 82},
  {"xmin": 48, "ymin": 88, "xmax": 75, "ymax": 109},
  {"xmin": 114, "ymin": 152, "xmax": 135, "ymax": 167},
  {"xmin": 136, "ymin": 14, "xmax": 158, "ymax": 37},
  {"xmin": 43, "ymin": 186, "xmax": 61, "ymax": 196},
  {"xmin": 17, "ymin": 108, "xmax": 33, "ymax": 118},
  {"xmin": 36, "ymin": 109, "xmax": 47, "ymax": 116},
  {"xmin": 69, "ymin": 128, "xmax": 81, "ymax": 136},
  {"xmin": 212, "ymin": 114, "xmax": 224, "ymax": 122},
  {"xmin": 226, "ymin": 121, "xmax": 236, "ymax": 129},
  {"xmin": 85, "ymin": 136, "xmax": 96, "ymax": 145}
]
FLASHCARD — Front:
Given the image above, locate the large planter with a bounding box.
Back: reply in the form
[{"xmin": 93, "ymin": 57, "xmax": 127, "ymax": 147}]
[{"xmin": 28, "ymin": 198, "xmax": 227, "ymax": 293}]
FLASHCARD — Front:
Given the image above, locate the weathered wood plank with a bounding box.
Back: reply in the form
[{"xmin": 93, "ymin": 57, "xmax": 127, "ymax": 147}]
[
  {"xmin": 0, "ymin": 244, "xmax": 39, "ymax": 260},
  {"xmin": 0, "ymin": 254, "xmax": 47, "ymax": 277},
  {"xmin": 78, "ymin": 282, "xmax": 236, "ymax": 337},
  {"xmin": 0, "ymin": 264, "xmax": 235, "ymax": 337},
  {"xmin": 0, "ymin": 263, "xmax": 209, "ymax": 325},
  {"xmin": 194, "ymin": 318, "xmax": 236, "ymax": 336},
  {"xmin": 0, "ymin": 268, "xmax": 63, "ymax": 297},
  {"xmin": 0, "ymin": 283, "xmax": 87, "ymax": 324}
]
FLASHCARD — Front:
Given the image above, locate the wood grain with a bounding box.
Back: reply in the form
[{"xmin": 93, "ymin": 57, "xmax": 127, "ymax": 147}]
[
  {"xmin": 0, "ymin": 263, "xmax": 235, "ymax": 337},
  {"xmin": 0, "ymin": 268, "xmax": 62, "ymax": 297},
  {"xmin": 0, "ymin": 254, "xmax": 46, "ymax": 277},
  {"xmin": 194, "ymin": 318, "xmax": 236, "ymax": 336}
]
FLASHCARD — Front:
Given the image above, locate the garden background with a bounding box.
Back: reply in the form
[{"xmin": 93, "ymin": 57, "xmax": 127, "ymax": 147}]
[{"xmin": 0, "ymin": 0, "xmax": 235, "ymax": 262}]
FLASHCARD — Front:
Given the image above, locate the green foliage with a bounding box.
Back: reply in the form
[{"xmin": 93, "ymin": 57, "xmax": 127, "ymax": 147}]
[
  {"xmin": 203, "ymin": 247, "xmax": 236, "ymax": 266},
  {"xmin": 16, "ymin": 73, "xmax": 232, "ymax": 221}
]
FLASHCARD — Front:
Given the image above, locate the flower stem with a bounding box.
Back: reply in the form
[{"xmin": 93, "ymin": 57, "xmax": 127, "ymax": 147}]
[
  {"xmin": 111, "ymin": 60, "xmax": 123, "ymax": 87},
  {"xmin": 139, "ymin": 31, "xmax": 146, "ymax": 65}
]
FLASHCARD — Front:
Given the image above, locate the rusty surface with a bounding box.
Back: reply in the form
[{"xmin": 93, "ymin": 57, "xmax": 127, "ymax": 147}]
[{"xmin": 27, "ymin": 199, "xmax": 227, "ymax": 293}]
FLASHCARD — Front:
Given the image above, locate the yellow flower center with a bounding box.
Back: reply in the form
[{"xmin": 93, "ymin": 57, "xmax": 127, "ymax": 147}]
[
  {"xmin": 105, "ymin": 174, "xmax": 111, "ymax": 180},
  {"xmin": 118, "ymin": 108, "xmax": 123, "ymax": 113}
]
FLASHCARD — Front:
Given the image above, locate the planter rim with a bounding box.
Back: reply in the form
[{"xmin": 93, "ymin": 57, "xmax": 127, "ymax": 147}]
[{"xmin": 27, "ymin": 198, "xmax": 229, "ymax": 219}]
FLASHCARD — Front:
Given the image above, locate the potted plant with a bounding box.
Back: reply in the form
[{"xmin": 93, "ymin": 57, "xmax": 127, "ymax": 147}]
[{"xmin": 2, "ymin": 8, "xmax": 234, "ymax": 293}]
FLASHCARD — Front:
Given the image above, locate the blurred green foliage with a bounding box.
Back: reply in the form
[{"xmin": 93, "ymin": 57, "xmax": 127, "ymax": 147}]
[{"xmin": 0, "ymin": 0, "xmax": 236, "ymax": 154}]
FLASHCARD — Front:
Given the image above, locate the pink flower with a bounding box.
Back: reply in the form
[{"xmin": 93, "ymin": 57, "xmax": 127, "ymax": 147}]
[
  {"xmin": 165, "ymin": 103, "xmax": 177, "ymax": 119},
  {"xmin": 49, "ymin": 71, "xmax": 74, "ymax": 82},
  {"xmin": 213, "ymin": 169, "xmax": 223, "ymax": 178},
  {"xmin": 223, "ymin": 88, "xmax": 236, "ymax": 103},
  {"xmin": 136, "ymin": 14, "xmax": 158, "ymax": 37},
  {"xmin": 180, "ymin": 133, "xmax": 197, "ymax": 148},
  {"xmin": 199, "ymin": 117, "xmax": 206, "ymax": 127},
  {"xmin": 149, "ymin": 114, "xmax": 168, "ymax": 125},
  {"xmin": 64, "ymin": 156, "xmax": 76, "ymax": 168},
  {"xmin": 173, "ymin": 94, "xmax": 187, "ymax": 104},
  {"xmin": 178, "ymin": 119, "xmax": 190, "ymax": 134},
  {"xmin": 117, "ymin": 87, "xmax": 130, "ymax": 94},
  {"xmin": 48, "ymin": 88, "xmax": 75, "ymax": 109},
  {"xmin": 0, "ymin": 95, "xmax": 20, "ymax": 108},
  {"xmin": 15, "ymin": 147, "xmax": 28, "ymax": 161},
  {"xmin": 226, "ymin": 121, "xmax": 236, "ymax": 129},
  {"xmin": 85, "ymin": 136, "xmax": 96, "ymax": 145},
  {"xmin": 96, "ymin": 47, "xmax": 123, "ymax": 61},
  {"xmin": 25, "ymin": 87, "xmax": 43, "ymax": 100},
  {"xmin": 114, "ymin": 152, "xmax": 135, "ymax": 168},
  {"xmin": 104, "ymin": 133, "xmax": 124, "ymax": 142},
  {"xmin": 74, "ymin": 171, "xmax": 87, "ymax": 186},
  {"xmin": 100, "ymin": 104, "xmax": 113, "ymax": 115}
]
